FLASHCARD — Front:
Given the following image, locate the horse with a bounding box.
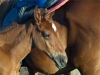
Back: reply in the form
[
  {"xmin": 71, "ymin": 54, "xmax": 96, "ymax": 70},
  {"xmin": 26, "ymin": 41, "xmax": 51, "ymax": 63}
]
[
  {"xmin": 0, "ymin": 0, "xmax": 68, "ymax": 75},
  {"xmin": 36, "ymin": 0, "xmax": 100, "ymax": 75}
]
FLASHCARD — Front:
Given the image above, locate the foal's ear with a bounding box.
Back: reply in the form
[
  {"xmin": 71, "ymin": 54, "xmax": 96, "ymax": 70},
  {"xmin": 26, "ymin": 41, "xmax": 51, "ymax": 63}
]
[
  {"xmin": 34, "ymin": 6, "xmax": 41, "ymax": 25},
  {"xmin": 49, "ymin": 11, "xmax": 55, "ymax": 19},
  {"xmin": 45, "ymin": 11, "xmax": 55, "ymax": 22}
]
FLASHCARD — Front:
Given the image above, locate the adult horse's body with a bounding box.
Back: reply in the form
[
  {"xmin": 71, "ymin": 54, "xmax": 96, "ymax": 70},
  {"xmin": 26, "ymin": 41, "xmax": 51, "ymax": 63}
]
[{"xmin": 38, "ymin": 0, "xmax": 100, "ymax": 75}]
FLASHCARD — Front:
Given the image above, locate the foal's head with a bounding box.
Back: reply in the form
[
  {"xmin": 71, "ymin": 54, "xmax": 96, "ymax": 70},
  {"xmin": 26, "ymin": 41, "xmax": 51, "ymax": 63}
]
[
  {"xmin": 32, "ymin": 6, "xmax": 67, "ymax": 68},
  {"xmin": 33, "ymin": 6, "xmax": 66, "ymax": 56}
]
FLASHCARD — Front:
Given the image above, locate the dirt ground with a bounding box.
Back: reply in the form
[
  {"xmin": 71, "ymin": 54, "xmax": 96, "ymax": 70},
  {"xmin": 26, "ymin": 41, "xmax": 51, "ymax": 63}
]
[
  {"xmin": 20, "ymin": 67, "xmax": 81, "ymax": 75},
  {"xmin": 20, "ymin": 67, "xmax": 47, "ymax": 75},
  {"xmin": 20, "ymin": 67, "xmax": 29, "ymax": 75}
]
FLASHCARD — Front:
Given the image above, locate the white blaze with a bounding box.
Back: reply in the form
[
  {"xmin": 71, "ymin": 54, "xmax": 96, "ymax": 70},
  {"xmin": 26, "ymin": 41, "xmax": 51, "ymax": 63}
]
[{"xmin": 52, "ymin": 23, "xmax": 57, "ymax": 32}]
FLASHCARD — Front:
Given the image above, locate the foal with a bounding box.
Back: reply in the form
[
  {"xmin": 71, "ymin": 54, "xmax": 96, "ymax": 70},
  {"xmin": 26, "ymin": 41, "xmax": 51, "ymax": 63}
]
[
  {"xmin": 23, "ymin": 6, "xmax": 68, "ymax": 74},
  {"xmin": 28, "ymin": 7, "xmax": 68, "ymax": 74}
]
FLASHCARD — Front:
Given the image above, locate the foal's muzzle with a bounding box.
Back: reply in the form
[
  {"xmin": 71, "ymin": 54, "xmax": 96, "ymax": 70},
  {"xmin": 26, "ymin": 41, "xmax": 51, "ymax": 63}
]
[{"xmin": 50, "ymin": 53, "xmax": 67, "ymax": 69}]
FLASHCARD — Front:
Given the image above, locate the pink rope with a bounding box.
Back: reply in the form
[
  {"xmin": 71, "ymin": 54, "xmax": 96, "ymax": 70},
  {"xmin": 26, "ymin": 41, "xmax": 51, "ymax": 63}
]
[{"xmin": 48, "ymin": 0, "xmax": 69, "ymax": 13}]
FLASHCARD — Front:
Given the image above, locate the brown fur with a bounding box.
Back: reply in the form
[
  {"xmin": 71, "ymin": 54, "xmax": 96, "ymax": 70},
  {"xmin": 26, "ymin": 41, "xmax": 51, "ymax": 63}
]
[
  {"xmin": 33, "ymin": 7, "xmax": 67, "ymax": 55},
  {"xmin": 39, "ymin": 0, "xmax": 100, "ymax": 75},
  {"xmin": 0, "ymin": 22, "xmax": 33, "ymax": 75},
  {"xmin": 23, "ymin": 7, "xmax": 68, "ymax": 75},
  {"xmin": 0, "ymin": 1, "xmax": 67, "ymax": 75},
  {"xmin": 23, "ymin": 18, "xmax": 68, "ymax": 74},
  {"xmin": 24, "ymin": 47, "xmax": 59, "ymax": 74}
]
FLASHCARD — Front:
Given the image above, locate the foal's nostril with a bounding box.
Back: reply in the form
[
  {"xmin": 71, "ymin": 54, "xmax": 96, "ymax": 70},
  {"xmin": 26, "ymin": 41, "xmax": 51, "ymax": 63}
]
[{"xmin": 50, "ymin": 53, "xmax": 67, "ymax": 69}]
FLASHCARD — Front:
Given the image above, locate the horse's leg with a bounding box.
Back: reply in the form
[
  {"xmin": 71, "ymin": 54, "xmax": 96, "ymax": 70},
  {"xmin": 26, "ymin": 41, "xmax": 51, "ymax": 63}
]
[
  {"xmin": 28, "ymin": 67, "xmax": 36, "ymax": 75},
  {"xmin": 21, "ymin": 58, "xmax": 36, "ymax": 75}
]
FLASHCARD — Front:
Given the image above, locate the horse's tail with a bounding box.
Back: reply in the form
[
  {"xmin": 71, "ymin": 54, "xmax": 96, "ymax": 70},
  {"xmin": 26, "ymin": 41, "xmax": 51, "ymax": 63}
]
[{"xmin": 0, "ymin": 0, "xmax": 17, "ymax": 28}]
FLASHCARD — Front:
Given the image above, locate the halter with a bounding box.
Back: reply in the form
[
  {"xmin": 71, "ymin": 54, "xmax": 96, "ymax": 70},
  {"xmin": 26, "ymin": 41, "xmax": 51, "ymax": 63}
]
[{"xmin": 48, "ymin": 0, "xmax": 69, "ymax": 13}]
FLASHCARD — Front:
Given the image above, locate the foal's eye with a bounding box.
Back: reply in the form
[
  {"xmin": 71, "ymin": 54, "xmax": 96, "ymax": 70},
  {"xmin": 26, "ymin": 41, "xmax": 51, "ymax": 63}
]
[{"xmin": 42, "ymin": 32, "xmax": 50, "ymax": 39}]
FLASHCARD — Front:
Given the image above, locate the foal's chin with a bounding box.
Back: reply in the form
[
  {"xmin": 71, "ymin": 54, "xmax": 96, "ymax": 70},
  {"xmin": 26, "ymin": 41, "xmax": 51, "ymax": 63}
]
[{"xmin": 49, "ymin": 52, "xmax": 68, "ymax": 69}]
